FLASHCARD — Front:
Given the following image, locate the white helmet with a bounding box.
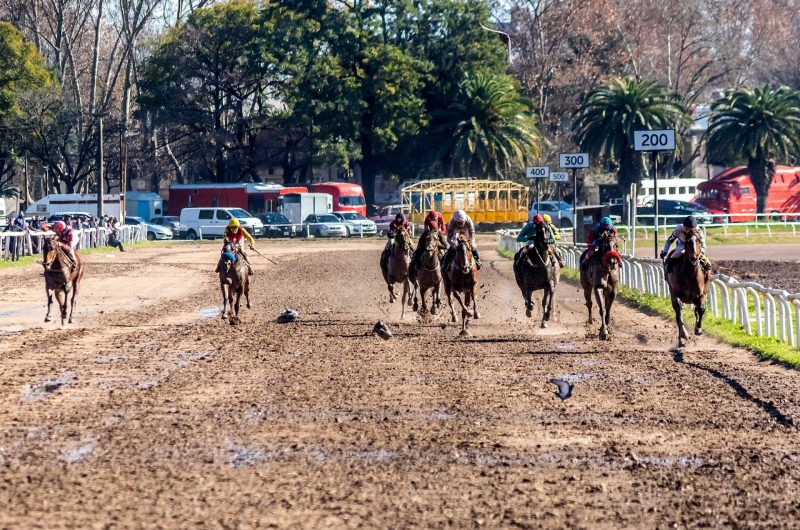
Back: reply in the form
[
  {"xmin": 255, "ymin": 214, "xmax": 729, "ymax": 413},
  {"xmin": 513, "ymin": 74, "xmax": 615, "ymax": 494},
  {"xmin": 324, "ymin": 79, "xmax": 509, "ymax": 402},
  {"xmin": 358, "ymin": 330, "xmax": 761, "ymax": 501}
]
[{"xmin": 452, "ymin": 210, "xmax": 467, "ymax": 223}]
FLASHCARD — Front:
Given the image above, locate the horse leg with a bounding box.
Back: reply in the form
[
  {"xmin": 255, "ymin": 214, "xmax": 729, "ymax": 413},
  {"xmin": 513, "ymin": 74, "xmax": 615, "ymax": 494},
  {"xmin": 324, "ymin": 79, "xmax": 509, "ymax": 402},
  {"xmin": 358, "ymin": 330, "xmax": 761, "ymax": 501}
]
[
  {"xmin": 413, "ymin": 280, "xmax": 420, "ymax": 312},
  {"xmin": 444, "ymin": 278, "xmax": 457, "ymax": 323},
  {"xmin": 582, "ymin": 282, "xmax": 594, "ymax": 324},
  {"xmin": 408, "ymin": 279, "xmax": 416, "ymax": 307},
  {"xmin": 452, "ymin": 290, "xmax": 472, "ymax": 318},
  {"xmin": 401, "ymin": 280, "xmax": 408, "ymax": 319},
  {"xmin": 604, "ymin": 287, "xmax": 616, "ymax": 333},
  {"xmin": 673, "ymin": 295, "xmax": 689, "ymax": 347},
  {"xmin": 420, "ymin": 284, "xmax": 429, "ymax": 314},
  {"xmin": 220, "ymin": 284, "xmax": 229, "ymax": 319},
  {"xmin": 594, "ymin": 286, "xmax": 609, "ymax": 340},
  {"xmin": 524, "ymin": 286, "xmax": 534, "ymax": 318},
  {"xmin": 694, "ymin": 298, "xmax": 706, "ymax": 336},
  {"xmin": 387, "ymin": 282, "xmax": 396, "ymax": 303},
  {"xmin": 44, "ymin": 289, "xmax": 53, "ymax": 323},
  {"xmin": 244, "ymin": 277, "xmax": 251, "ymax": 309},
  {"xmin": 56, "ymin": 290, "xmax": 67, "ymax": 326},
  {"xmin": 459, "ymin": 291, "xmax": 471, "ymax": 336},
  {"xmin": 540, "ymin": 288, "xmax": 551, "ymax": 329},
  {"xmin": 471, "ymin": 286, "xmax": 480, "ymax": 320},
  {"xmin": 68, "ymin": 279, "xmax": 80, "ymax": 324}
]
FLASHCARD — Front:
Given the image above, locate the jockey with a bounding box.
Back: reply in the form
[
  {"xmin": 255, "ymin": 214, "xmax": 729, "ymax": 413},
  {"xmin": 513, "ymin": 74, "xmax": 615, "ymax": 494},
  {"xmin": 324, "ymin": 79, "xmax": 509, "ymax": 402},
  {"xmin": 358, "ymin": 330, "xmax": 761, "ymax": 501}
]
[
  {"xmin": 444, "ymin": 210, "xmax": 481, "ymax": 270},
  {"xmin": 51, "ymin": 220, "xmax": 79, "ymax": 271},
  {"xmin": 542, "ymin": 214, "xmax": 561, "ymax": 241},
  {"xmin": 410, "ymin": 210, "xmax": 448, "ymax": 270},
  {"xmin": 587, "ymin": 216, "xmax": 617, "ymax": 257},
  {"xmin": 515, "ymin": 214, "xmax": 565, "ymax": 267},
  {"xmin": 215, "ymin": 218, "xmax": 255, "ymax": 275},
  {"xmin": 381, "ymin": 213, "xmax": 410, "ymax": 269},
  {"xmin": 661, "ymin": 215, "xmax": 710, "ymax": 272}
]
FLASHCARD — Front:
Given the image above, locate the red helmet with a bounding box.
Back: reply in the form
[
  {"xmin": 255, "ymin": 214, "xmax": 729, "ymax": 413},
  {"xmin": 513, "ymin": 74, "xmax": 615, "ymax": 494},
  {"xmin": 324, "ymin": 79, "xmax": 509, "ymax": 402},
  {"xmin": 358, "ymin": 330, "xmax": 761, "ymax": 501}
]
[
  {"xmin": 532, "ymin": 214, "xmax": 544, "ymax": 223},
  {"xmin": 426, "ymin": 211, "xmax": 438, "ymax": 221},
  {"xmin": 53, "ymin": 221, "xmax": 67, "ymax": 233}
]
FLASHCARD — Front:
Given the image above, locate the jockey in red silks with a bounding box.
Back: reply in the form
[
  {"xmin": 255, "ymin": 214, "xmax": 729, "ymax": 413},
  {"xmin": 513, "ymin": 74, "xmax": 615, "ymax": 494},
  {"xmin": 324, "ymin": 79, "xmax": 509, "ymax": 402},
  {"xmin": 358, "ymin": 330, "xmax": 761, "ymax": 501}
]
[
  {"xmin": 410, "ymin": 210, "xmax": 448, "ymax": 271},
  {"xmin": 215, "ymin": 218, "xmax": 256, "ymax": 275},
  {"xmin": 51, "ymin": 220, "xmax": 79, "ymax": 271},
  {"xmin": 586, "ymin": 216, "xmax": 617, "ymax": 257},
  {"xmin": 380, "ymin": 213, "xmax": 410, "ymax": 269}
]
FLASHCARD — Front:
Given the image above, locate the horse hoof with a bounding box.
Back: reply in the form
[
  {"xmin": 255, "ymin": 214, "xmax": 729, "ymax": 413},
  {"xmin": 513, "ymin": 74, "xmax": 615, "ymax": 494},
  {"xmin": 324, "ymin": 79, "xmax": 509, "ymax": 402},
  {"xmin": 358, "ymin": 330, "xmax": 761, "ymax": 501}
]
[
  {"xmin": 473, "ymin": 312, "xmax": 480, "ymax": 320},
  {"xmin": 430, "ymin": 306, "xmax": 437, "ymax": 315},
  {"xmin": 246, "ymin": 303, "xmax": 251, "ymax": 309},
  {"xmin": 389, "ymin": 299, "xmax": 395, "ymax": 304},
  {"xmin": 68, "ymin": 319, "xmax": 75, "ymax": 324},
  {"xmin": 525, "ymin": 308, "xmax": 532, "ymax": 318},
  {"xmin": 44, "ymin": 316, "xmax": 51, "ymax": 323},
  {"xmin": 540, "ymin": 321, "xmax": 547, "ymax": 329},
  {"xmin": 694, "ymin": 329, "xmax": 703, "ymax": 336},
  {"xmin": 413, "ymin": 303, "xmax": 419, "ymax": 311},
  {"xmin": 229, "ymin": 316, "xmax": 240, "ymax": 326},
  {"xmin": 459, "ymin": 329, "xmax": 470, "ymax": 337},
  {"xmin": 599, "ymin": 329, "xmax": 609, "ymax": 340}
]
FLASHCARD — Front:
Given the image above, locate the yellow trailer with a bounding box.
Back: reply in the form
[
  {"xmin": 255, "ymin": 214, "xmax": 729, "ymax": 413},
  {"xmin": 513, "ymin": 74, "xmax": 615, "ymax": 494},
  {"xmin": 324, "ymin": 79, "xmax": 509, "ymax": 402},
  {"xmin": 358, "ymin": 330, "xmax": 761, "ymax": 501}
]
[{"xmin": 400, "ymin": 179, "xmax": 529, "ymax": 225}]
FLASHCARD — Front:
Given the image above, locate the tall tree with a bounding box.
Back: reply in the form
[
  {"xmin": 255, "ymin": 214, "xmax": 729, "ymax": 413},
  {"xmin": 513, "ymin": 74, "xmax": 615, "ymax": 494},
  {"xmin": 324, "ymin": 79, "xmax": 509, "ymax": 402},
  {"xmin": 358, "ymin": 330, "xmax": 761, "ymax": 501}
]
[
  {"xmin": 426, "ymin": 72, "xmax": 541, "ymax": 179},
  {"xmin": 706, "ymin": 85, "xmax": 800, "ymax": 214},
  {"xmin": 572, "ymin": 77, "xmax": 689, "ymax": 194}
]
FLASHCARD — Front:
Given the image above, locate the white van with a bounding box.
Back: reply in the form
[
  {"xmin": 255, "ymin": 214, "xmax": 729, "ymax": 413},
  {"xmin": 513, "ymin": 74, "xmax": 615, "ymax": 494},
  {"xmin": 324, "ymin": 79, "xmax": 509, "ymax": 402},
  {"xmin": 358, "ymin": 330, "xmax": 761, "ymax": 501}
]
[{"xmin": 179, "ymin": 207, "xmax": 265, "ymax": 240}]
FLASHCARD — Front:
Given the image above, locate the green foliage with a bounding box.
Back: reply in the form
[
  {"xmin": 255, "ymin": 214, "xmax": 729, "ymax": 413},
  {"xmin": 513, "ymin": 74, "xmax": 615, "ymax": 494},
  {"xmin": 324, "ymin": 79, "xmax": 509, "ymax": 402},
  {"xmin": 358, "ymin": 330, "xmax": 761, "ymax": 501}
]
[
  {"xmin": 573, "ymin": 77, "xmax": 690, "ymax": 192},
  {"xmin": 706, "ymin": 85, "xmax": 800, "ymax": 213},
  {"xmin": 426, "ymin": 73, "xmax": 541, "ymax": 179}
]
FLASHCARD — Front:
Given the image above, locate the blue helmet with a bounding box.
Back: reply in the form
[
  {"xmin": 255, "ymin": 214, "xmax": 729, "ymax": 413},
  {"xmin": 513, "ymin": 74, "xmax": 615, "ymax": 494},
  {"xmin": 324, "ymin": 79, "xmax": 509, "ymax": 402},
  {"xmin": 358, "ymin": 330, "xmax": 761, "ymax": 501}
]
[{"xmin": 600, "ymin": 216, "xmax": 613, "ymax": 228}]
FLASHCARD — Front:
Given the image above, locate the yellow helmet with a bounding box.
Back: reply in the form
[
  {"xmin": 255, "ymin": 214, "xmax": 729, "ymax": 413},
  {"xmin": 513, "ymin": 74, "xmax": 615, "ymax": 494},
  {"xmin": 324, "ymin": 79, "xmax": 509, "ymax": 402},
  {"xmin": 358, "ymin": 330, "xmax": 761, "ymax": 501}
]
[
  {"xmin": 542, "ymin": 214, "xmax": 552, "ymax": 223},
  {"xmin": 227, "ymin": 218, "xmax": 240, "ymax": 228}
]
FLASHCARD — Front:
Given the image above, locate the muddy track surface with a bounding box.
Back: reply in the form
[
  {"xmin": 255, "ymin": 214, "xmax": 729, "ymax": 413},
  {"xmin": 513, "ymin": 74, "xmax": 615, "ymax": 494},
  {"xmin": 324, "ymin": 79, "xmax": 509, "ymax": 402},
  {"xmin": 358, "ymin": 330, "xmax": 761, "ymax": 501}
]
[
  {"xmin": 713, "ymin": 260, "xmax": 800, "ymax": 293},
  {"xmin": 2, "ymin": 239, "xmax": 800, "ymax": 528}
]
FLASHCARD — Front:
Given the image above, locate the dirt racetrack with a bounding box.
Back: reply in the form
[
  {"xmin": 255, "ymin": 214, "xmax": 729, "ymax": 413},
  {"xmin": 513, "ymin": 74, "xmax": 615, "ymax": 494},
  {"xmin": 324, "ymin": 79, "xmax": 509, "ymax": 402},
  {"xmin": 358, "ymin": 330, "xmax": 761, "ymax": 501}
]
[{"xmin": 3, "ymin": 238, "xmax": 800, "ymax": 528}]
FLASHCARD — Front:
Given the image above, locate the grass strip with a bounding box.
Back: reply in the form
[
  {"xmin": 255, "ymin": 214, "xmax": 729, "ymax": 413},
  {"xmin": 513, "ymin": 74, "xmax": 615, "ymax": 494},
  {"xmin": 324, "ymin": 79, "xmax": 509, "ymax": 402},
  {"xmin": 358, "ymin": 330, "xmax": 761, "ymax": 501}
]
[{"xmin": 496, "ymin": 245, "xmax": 800, "ymax": 369}]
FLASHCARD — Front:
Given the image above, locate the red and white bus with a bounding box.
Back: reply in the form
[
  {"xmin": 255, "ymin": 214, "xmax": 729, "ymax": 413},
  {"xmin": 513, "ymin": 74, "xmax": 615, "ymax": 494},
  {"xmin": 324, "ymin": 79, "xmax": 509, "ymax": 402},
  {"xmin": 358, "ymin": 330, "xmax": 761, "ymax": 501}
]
[
  {"xmin": 168, "ymin": 183, "xmax": 308, "ymax": 216},
  {"xmin": 308, "ymin": 182, "xmax": 366, "ymax": 217}
]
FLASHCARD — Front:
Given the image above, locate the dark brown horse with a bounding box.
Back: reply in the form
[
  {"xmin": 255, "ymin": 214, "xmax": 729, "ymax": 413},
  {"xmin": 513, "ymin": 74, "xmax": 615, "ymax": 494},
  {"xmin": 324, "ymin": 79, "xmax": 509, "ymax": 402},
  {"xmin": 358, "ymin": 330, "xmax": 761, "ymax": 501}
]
[
  {"xmin": 219, "ymin": 242, "xmax": 251, "ymax": 325},
  {"xmin": 665, "ymin": 229, "xmax": 711, "ymax": 347},
  {"xmin": 42, "ymin": 238, "xmax": 85, "ymax": 325},
  {"xmin": 580, "ymin": 231, "xmax": 620, "ymax": 340},
  {"xmin": 381, "ymin": 227, "xmax": 415, "ymax": 318},
  {"xmin": 443, "ymin": 235, "xmax": 480, "ymax": 335},
  {"xmin": 413, "ymin": 229, "xmax": 443, "ymax": 315},
  {"xmin": 513, "ymin": 227, "xmax": 560, "ymax": 328}
]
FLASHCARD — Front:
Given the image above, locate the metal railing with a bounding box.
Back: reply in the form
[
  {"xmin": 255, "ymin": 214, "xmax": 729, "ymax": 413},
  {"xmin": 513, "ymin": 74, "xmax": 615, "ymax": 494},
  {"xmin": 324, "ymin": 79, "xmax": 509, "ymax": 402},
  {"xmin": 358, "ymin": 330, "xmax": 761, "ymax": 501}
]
[
  {"xmin": 497, "ymin": 229, "xmax": 800, "ymax": 349},
  {"xmin": 1, "ymin": 225, "xmax": 145, "ymax": 261}
]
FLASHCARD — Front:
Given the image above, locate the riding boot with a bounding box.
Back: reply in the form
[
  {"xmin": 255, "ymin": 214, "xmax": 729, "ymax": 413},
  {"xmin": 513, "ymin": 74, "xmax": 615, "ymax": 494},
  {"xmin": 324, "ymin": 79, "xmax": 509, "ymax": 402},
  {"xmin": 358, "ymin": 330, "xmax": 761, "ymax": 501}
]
[
  {"xmin": 245, "ymin": 258, "xmax": 255, "ymax": 275},
  {"xmin": 554, "ymin": 248, "xmax": 566, "ymax": 268},
  {"xmin": 473, "ymin": 250, "xmax": 482, "ymax": 270}
]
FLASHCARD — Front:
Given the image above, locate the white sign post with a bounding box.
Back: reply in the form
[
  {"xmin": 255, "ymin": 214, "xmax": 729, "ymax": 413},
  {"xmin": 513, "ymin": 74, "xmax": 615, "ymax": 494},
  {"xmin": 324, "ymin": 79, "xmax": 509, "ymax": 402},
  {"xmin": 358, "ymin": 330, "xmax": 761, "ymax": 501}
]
[
  {"xmin": 634, "ymin": 129, "xmax": 676, "ymax": 258},
  {"xmin": 550, "ymin": 172, "xmax": 569, "ymax": 227},
  {"xmin": 559, "ymin": 153, "xmax": 589, "ymax": 241},
  {"xmin": 526, "ymin": 166, "xmax": 549, "ymax": 214}
]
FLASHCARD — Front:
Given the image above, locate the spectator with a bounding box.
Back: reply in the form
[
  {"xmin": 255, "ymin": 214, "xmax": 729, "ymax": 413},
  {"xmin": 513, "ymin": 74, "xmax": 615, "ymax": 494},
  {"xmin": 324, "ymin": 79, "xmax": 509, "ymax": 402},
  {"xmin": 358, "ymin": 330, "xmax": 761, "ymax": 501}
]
[
  {"xmin": 29, "ymin": 215, "xmax": 43, "ymax": 254},
  {"xmin": 107, "ymin": 216, "xmax": 125, "ymax": 252},
  {"xmin": 3, "ymin": 213, "xmax": 23, "ymax": 261}
]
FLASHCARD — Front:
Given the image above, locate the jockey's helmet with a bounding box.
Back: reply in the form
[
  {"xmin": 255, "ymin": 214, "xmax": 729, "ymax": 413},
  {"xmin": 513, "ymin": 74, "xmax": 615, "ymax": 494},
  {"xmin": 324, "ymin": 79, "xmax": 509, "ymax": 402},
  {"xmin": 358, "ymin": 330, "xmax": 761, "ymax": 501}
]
[
  {"xmin": 683, "ymin": 215, "xmax": 698, "ymax": 230},
  {"xmin": 452, "ymin": 210, "xmax": 467, "ymax": 224},
  {"xmin": 228, "ymin": 218, "xmax": 240, "ymax": 229},
  {"xmin": 532, "ymin": 214, "xmax": 544, "ymax": 224},
  {"xmin": 542, "ymin": 214, "xmax": 552, "ymax": 223},
  {"xmin": 600, "ymin": 216, "xmax": 613, "ymax": 229},
  {"xmin": 426, "ymin": 211, "xmax": 438, "ymax": 221},
  {"xmin": 395, "ymin": 213, "xmax": 404, "ymax": 223},
  {"xmin": 53, "ymin": 221, "xmax": 67, "ymax": 234}
]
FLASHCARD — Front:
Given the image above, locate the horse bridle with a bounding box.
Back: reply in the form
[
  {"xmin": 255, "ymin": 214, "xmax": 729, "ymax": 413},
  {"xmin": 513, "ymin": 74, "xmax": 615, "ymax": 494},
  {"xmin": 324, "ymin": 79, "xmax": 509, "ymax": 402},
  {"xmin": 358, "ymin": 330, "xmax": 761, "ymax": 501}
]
[{"xmin": 421, "ymin": 232, "xmax": 440, "ymax": 271}]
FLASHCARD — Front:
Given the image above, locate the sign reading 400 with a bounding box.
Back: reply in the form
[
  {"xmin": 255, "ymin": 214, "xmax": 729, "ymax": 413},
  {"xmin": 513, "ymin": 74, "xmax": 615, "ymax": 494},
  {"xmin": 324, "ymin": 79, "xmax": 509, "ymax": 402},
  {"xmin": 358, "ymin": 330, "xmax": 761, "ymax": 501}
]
[{"xmin": 559, "ymin": 153, "xmax": 589, "ymax": 169}]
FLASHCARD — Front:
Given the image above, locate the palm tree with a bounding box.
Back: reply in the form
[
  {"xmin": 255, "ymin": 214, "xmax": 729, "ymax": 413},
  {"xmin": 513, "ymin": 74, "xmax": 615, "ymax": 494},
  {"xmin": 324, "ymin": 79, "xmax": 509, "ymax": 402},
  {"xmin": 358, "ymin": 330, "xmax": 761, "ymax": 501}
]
[
  {"xmin": 706, "ymin": 85, "xmax": 800, "ymax": 214},
  {"xmin": 573, "ymin": 77, "xmax": 690, "ymax": 193},
  {"xmin": 427, "ymin": 73, "xmax": 541, "ymax": 179}
]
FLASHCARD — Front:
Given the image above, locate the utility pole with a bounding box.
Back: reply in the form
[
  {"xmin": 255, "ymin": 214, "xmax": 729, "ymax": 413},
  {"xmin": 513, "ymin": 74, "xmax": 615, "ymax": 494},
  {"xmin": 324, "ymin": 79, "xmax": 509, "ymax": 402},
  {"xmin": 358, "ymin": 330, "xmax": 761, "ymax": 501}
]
[
  {"xmin": 23, "ymin": 158, "xmax": 28, "ymax": 212},
  {"xmin": 92, "ymin": 111, "xmax": 110, "ymax": 218}
]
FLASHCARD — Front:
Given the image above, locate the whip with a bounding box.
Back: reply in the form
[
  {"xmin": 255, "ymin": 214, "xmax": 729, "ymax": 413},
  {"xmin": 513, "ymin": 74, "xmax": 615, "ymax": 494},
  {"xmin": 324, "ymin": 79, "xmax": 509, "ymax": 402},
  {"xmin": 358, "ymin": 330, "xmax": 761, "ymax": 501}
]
[{"xmin": 250, "ymin": 247, "xmax": 278, "ymax": 265}]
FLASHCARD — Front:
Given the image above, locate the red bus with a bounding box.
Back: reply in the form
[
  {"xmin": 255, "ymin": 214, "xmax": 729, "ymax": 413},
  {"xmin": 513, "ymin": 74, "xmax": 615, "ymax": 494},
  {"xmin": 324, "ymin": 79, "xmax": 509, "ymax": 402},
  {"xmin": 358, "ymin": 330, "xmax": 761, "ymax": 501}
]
[
  {"xmin": 168, "ymin": 183, "xmax": 308, "ymax": 216},
  {"xmin": 693, "ymin": 166, "xmax": 800, "ymax": 222},
  {"xmin": 308, "ymin": 182, "xmax": 366, "ymax": 217}
]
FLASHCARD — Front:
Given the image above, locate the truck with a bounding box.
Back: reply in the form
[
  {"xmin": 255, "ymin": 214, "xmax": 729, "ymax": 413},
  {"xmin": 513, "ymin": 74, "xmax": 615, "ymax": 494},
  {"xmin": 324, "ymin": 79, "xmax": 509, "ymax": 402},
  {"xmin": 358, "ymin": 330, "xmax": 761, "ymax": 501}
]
[
  {"xmin": 308, "ymin": 182, "xmax": 366, "ymax": 217},
  {"xmin": 693, "ymin": 166, "xmax": 800, "ymax": 222},
  {"xmin": 125, "ymin": 192, "xmax": 165, "ymax": 221},
  {"xmin": 168, "ymin": 183, "xmax": 308, "ymax": 216},
  {"xmin": 26, "ymin": 193, "xmax": 123, "ymax": 218},
  {"xmin": 282, "ymin": 192, "xmax": 333, "ymax": 225}
]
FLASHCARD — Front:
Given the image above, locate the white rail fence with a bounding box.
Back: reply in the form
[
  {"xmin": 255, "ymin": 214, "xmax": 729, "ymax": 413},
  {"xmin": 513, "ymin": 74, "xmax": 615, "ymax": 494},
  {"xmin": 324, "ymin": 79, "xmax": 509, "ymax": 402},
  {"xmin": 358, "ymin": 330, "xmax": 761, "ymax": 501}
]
[
  {"xmin": 497, "ymin": 229, "xmax": 800, "ymax": 349},
  {"xmin": 1, "ymin": 226, "xmax": 145, "ymax": 261}
]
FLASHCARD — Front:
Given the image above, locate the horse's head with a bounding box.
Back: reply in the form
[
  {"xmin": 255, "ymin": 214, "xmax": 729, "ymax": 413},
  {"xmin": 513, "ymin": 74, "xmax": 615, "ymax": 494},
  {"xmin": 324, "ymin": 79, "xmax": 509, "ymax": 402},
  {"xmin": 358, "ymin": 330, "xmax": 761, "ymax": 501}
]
[
  {"xmin": 684, "ymin": 229, "xmax": 702, "ymax": 265},
  {"xmin": 42, "ymin": 238, "xmax": 58, "ymax": 271},
  {"xmin": 425, "ymin": 231, "xmax": 439, "ymax": 255},
  {"xmin": 395, "ymin": 227, "xmax": 410, "ymax": 251},
  {"xmin": 455, "ymin": 235, "xmax": 473, "ymax": 274},
  {"xmin": 600, "ymin": 231, "xmax": 621, "ymax": 271}
]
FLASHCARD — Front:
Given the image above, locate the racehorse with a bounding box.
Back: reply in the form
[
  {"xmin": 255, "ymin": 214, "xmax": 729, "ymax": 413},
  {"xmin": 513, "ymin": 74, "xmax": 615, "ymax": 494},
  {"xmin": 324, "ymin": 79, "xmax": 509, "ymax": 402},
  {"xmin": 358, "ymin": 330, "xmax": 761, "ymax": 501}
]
[
  {"xmin": 380, "ymin": 227, "xmax": 415, "ymax": 318},
  {"xmin": 579, "ymin": 231, "xmax": 620, "ymax": 340},
  {"xmin": 513, "ymin": 227, "xmax": 560, "ymax": 328},
  {"xmin": 42, "ymin": 238, "xmax": 85, "ymax": 325},
  {"xmin": 413, "ymin": 230, "xmax": 443, "ymax": 315},
  {"xmin": 443, "ymin": 235, "xmax": 480, "ymax": 335},
  {"xmin": 665, "ymin": 229, "xmax": 711, "ymax": 347},
  {"xmin": 219, "ymin": 242, "xmax": 251, "ymax": 325}
]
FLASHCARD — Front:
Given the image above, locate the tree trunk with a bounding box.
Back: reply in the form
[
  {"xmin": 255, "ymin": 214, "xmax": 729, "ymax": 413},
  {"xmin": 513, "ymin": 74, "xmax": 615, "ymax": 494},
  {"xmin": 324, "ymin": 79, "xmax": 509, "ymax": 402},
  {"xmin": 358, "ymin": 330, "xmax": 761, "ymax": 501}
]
[
  {"xmin": 617, "ymin": 143, "xmax": 644, "ymax": 197},
  {"xmin": 360, "ymin": 132, "xmax": 376, "ymax": 213},
  {"xmin": 748, "ymin": 156, "xmax": 775, "ymax": 215}
]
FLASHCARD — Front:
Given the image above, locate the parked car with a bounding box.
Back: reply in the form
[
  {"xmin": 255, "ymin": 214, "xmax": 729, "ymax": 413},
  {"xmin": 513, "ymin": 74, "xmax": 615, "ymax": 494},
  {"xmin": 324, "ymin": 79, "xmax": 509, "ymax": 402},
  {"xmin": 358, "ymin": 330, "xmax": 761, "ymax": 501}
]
[
  {"xmin": 125, "ymin": 216, "xmax": 173, "ymax": 240},
  {"xmin": 255, "ymin": 213, "xmax": 298, "ymax": 238},
  {"xmin": 303, "ymin": 213, "xmax": 348, "ymax": 238},
  {"xmin": 635, "ymin": 200, "xmax": 715, "ymax": 225},
  {"xmin": 179, "ymin": 207, "xmax": 265, "ymax": 240},
  {"xmin": 150, "ymin": 216, "xmax": 183, "ymax": 238},
  {"xmin": 331, "ymin": 212, "xmax": 377, "ymax": 236},
  {"xmin": 528, "ymin": 201, "xmax": 574, "ymax": 228}
]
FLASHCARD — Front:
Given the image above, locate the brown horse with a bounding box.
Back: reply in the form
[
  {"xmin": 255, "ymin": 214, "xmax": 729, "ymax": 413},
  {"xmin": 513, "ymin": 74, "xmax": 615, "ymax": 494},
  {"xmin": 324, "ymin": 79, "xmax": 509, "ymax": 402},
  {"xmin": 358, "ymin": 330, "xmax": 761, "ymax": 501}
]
[
  {"xmin": 579, "ymin": 231, "xmax": 620, "ymax": 340},
  {"xmin": 219, "ymin": 242, "xmax": 251, "ymax": 325},
  {"xmin": 413, "ymin": 230, "xmax": 443, "ymax": 315},
  {"xmin": 443, "ymin": 235, "xmax": 480, "ymax": 335},
  {"xmin": 42, "ymin": 238, "xmax": 84, "ymax": 325},
  {"xmin": 513, "ymin": 227, "xmax": 560, "ymax": 328},
  {"xmin": 665, "ymin": 230, "xmax": 711, "ymax": 347},
  {"xmin": 381, "ymin": 227, "xmax": 415, "ymax": 318}
]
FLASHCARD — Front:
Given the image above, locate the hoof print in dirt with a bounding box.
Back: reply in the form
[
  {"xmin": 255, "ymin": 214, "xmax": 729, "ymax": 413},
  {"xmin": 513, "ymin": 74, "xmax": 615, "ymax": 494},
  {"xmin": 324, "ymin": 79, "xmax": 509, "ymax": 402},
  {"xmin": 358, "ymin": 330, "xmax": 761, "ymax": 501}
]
[
  {"xmin": 276, "ymin": 308, "xmax": 299, "ymax": 323},
  {"xmin": 373, "ymin": 320, "xmax": 392, "ymax": 340}
]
